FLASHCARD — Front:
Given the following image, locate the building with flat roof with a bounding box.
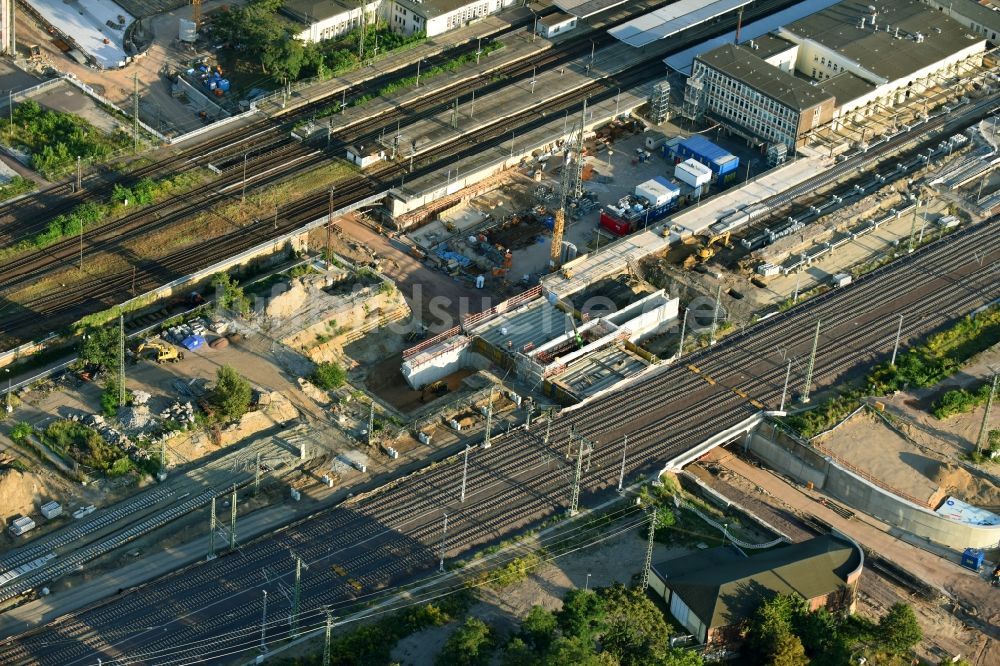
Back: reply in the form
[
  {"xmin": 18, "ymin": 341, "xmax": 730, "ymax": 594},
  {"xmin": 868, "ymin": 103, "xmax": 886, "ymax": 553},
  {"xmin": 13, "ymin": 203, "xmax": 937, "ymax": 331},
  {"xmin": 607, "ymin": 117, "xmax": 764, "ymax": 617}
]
[
  {"xmin": 536, "ymin": 11, "xmax": 577, "ymax": 39},
  {"xmin": 922, "ymin": 0, "xmax": 1000, "ymax": 43},
  {"xmin": 281, "ymin": 0, "xmax": 379, "ymax": 43},
  {"xmin": 391, "ymin": 0, "xmax": 519, "ymax": 37},
  {"xmin": 650, "ymin": 534, "xmax": 864, "ymax": 646},
  {"xmin": 686, "ymin": 0, "xmax": 986, "ymax": 149}
]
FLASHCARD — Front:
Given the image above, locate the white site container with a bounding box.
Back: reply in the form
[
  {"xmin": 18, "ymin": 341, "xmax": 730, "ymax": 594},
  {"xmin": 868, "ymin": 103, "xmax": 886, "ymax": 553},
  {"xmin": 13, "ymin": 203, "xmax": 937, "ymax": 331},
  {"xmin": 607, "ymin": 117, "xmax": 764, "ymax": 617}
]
[{"xmin": 674, "ymin": 159, "xmax": 712, "ymax": 188}]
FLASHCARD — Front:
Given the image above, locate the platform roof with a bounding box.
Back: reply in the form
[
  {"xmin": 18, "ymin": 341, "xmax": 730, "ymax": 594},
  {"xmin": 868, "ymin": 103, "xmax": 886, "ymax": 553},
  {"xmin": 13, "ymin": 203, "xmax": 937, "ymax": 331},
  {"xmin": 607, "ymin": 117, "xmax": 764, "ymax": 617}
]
[
  {"xmin": 610, "ymin": 0, "xmax": 753, "ymax": 48},
  {"xmin": 554, "ymin": 0, "xmax": 630, "ymax": 19}
]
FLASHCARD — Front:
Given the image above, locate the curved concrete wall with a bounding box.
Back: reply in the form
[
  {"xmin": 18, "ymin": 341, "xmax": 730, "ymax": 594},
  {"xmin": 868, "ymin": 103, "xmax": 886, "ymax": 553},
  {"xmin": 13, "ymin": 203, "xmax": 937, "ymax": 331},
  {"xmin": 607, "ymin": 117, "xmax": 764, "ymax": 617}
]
[{"xmin": 749, "ymin": 425, "xmax": 1000, "ymax": 550}]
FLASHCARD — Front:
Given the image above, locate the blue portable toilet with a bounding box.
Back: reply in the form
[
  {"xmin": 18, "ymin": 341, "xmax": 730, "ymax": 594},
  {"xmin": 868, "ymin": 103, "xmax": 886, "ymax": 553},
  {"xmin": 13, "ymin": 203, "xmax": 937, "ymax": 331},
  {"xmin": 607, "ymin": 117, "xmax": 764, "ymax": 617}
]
[{"xmin": 961, "ymin": 548, "xmax": 984, "ymax": 571}]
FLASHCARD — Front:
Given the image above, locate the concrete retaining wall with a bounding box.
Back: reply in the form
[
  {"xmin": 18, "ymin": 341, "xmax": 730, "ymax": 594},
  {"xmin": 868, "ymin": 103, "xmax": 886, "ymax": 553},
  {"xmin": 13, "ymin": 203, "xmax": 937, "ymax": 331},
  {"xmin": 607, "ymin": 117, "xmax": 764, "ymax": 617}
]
[{"xmin": 750, "ymin": 422, "xmax": 1000, "ymax": 549}]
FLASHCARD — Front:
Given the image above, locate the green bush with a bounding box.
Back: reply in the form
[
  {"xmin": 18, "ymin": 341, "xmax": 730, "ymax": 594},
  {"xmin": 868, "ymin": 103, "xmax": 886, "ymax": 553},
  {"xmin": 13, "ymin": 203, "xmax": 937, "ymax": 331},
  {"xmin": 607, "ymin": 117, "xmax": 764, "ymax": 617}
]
[
  {"xmin": 311, "ymin": 361, "xmax": 346, "ymax": 390},
  {"xmin": 43, "ymin": 420, "xmax": 120, "ymax": 474},
  {"xmin": 212, "ymin": 272, "xmax": 251, "ymax": 316},
  {"xmin": 931, "ymin": 382, "xmax": 992, "ymax": 419},
  {"xmin": 0, "ymin": 175, "xmax": 34, "ymax": 201},
  {"xmin": 10, "ymin": 421, "xmax": 33, "ymax": 443},
  {"xmin": 211, "ymin": 365, "xmax": 252, "ymax": 421}
]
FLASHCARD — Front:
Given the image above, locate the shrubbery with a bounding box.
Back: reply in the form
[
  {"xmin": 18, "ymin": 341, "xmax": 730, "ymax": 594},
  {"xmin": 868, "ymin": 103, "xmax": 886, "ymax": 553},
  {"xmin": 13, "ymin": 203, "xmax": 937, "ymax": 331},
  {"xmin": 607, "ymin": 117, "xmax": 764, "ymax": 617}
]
[
  {"xmin": 0, "ymin": 175, "xmax": 34, "ymax": 202},
  {"xmin": 931, "ymin": 382, "xmax": 992, "ymax": 419},
  {"xmin": 310, "ymin": 361, "xmax": 346, "ymax": 390},
  {"xmin": 211, "ymin": 365, "xmax": 252, "ymax": 422},
  {"xmin": 43, "ymin": 420, "xmax": 132, "ymax": 476}
]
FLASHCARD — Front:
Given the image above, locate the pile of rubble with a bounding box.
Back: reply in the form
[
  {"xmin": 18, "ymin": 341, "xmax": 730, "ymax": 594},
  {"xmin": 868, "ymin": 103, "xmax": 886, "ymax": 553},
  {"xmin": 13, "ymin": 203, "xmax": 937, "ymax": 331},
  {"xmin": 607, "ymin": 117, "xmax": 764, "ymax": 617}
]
[
  {"xmin": 163, "ymin": 317, "xmax": 213, "ymax": 345},
  {"xmin": 70, "ymin": 413, "xmax": 152, "ymax": 463},
  {"xmin": 159, "ymin": 400, "xmax": 196, "ymax": 426}
]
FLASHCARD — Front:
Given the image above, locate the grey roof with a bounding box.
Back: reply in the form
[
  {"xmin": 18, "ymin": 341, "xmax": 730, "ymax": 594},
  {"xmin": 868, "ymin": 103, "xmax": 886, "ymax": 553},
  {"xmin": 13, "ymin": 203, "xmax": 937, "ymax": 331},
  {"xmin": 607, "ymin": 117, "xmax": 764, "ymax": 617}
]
[
  {"xmin": 539, "ymin": 11, "xmax": 576, "ymax": 28},
  {"xmin": 554, "ymin": 0, "xmax": 630, "ymax": 19},
  {"xmin": 696, "ymin": 43, "xmax": 834, "ymax": 111},
  {"xmin": 945, "ymin": 0, "xmax": 1000, "ymax": 35},
  {"xmin": 281, "ymin": 0, "xmax": 353, "ymax": 23},
  {"xmin": 747, "ymin": 33, "xmax": 799, "ymax": 59},
  {"xmin": 653, "ymin": 535, "xmax": 862, "ymax": 630},
  {"xmin": 781, "ymin": 0, "xmax": 983, "ymax": 82},
  {"xmin": 818, "ymin": 70, "xmax": 877, "ymax": 105}
]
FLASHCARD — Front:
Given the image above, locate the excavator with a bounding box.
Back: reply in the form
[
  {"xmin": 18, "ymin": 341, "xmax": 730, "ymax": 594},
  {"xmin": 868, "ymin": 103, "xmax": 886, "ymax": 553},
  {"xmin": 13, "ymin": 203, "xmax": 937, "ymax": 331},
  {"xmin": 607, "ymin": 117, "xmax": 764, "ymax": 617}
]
[
  {"xmin": 136, "ymin": 340, "xmax": 185, "ymax": 364},
  {"xmin": 683, "ymin": 231, "xmax": 732, "ymax": 270}
]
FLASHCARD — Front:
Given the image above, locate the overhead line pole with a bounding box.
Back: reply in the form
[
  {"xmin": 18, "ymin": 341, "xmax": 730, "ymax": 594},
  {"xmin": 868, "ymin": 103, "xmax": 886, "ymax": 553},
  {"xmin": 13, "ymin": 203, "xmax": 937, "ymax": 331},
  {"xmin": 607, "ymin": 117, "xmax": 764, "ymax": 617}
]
[
  {"xmin": 482, "ymin": 387, "xmax": 494, "ymax": 449},
  {"xmin": 460, "ymin": 444, "xmax": 470, "ymax": 503},
  {"xmin": 890, "ymin": 313, "xmax": 904, "ymax": 366},
  {"xmin": 118, "ymin": 314, "xmax": 125, "ymax": 406},
  {"xmin": 229, "ymin": 484, "xmax": 237, "ymax": 550},
  {"xmin": 617, "ymin": 434, "xmax": 627, "ymax": 492},
  {"xmin": 438, "ymin": 513, "xmax": 449, "ymax": 572},
  {"xmin": 800, "ymin": 320, "xmax": 821, "ymax": 404},
  {"xmin": 641, "ymin": 507, "xmax": 657, "ymax": 591},
  {"xmin": 207, "ymin": 496, "xmax": 217, "ymax": 560}
]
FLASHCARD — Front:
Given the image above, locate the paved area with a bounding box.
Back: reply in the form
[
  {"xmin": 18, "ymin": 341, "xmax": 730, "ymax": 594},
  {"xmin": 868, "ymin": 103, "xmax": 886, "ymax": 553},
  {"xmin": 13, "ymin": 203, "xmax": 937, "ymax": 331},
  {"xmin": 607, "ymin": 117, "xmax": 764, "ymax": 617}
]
[{"xmin": 703, "ymin": 447, "xmax": 1000, "ymax": 662}]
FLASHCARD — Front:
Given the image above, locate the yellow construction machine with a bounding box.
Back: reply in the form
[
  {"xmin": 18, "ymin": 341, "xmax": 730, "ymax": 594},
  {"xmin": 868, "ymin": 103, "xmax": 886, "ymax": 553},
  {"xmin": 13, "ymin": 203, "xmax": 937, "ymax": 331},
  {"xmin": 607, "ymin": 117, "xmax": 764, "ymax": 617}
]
[
  {"xmin": 683, "ymin": 231, "xmax": 732, "ymax": 269},
  {"xmin": 136, "ymin": 341, "xmax": 185, "ymax": 364}
]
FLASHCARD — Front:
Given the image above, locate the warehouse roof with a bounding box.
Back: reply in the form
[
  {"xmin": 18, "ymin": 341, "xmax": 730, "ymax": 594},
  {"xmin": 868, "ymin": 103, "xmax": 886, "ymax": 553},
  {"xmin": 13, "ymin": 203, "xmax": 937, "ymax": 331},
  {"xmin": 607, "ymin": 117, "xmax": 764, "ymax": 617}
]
[
  {"xmin": 696, "ymin": 43, "xmax": 834, "ymax": 111},
  {"xmin": 281, "ymin": 0, "xmax": 353, "ymax": 22},
  {"xmin": 654, "ymin": 535, "xmax": 863, "ymax": 630},
  {"xmin": 394, "ymin": 0, "xmax": 489, "ymax": 19},
  {"xmin": 817, "ymin": 70, "xmax": 877, "ymax": 105},
  {"xmin": 780, "ymin": 0, "xmax": 982, "ymax": 82}
]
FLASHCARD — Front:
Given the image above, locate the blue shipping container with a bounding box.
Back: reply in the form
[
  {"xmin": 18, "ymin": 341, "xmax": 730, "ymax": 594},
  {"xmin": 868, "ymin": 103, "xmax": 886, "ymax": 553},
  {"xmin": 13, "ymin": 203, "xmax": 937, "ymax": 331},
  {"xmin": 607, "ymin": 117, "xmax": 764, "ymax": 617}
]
[{"xmin": 671, "ymin": 135, "xmax": 740, "ymax": 176}]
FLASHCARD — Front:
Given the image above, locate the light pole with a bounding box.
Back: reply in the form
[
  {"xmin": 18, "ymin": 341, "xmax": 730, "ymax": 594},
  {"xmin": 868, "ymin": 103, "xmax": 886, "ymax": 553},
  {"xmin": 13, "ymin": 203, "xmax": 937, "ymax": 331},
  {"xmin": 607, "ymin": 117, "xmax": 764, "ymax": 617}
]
[
  {"xmin": 259, "ymin": 590, "xmax": 268, "ymax": 652},
  {"xmin": 585, "ymin": 573, "xmax": 591, "ymax": 591},
  {"xmin": 416, "ymin": 59, "xmax": 423, "ymax": 87},
  {"xmin": 4, "ymin": 368, "xmax": 11, "ymax": 414}
]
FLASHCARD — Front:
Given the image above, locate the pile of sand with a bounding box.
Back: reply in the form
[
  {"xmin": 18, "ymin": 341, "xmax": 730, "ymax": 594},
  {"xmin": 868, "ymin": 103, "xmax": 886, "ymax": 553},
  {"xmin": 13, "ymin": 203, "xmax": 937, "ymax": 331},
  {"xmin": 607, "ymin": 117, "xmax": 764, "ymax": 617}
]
[
  {"xmin": 218, "ymin": 392, "xmax": 300, "ymax": 447},
  {"xmin": 930, "ymin": 462, "xmax": 1000, "ymax": 508},
  {"xmin": 264, "ymin": 279, "xmax": 305, "ymax": 319},
  {"xmin": 0, "ymin": 469, "xmax": 45, "ymax": 523}
]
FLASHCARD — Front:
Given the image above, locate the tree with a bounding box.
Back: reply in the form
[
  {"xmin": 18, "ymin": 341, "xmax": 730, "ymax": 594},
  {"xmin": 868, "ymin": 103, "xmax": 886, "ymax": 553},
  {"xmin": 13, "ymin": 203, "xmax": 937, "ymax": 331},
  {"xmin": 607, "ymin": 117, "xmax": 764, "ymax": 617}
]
[
  {"xmin": 212, "ymin": 272, "xmax": 251, "ymax": 317},
  {"xmin": 600, "ymin": 584, "xmax": 673, "ymax": 666},
  {"xmin": 877, "ymin": 603, "xmax": 922, "ymax": 655},
  {"xmin": 101, "ymin": 376, "xmax": 128, "ymax": 417},
  {"xmin": 744, "ymin": 594, "xmax": 804, "ymax": 662},
  {"xmin": 80, "ymin": 325, "xmax": 120, "ymax": 370},
  {"xmin": 771, "ymin": 632, "xmax": 809, "ymax": 666},
  {"xmin": 520, "ymin": 605, "xmax": 557, "ymax": 653},
  {"xmin": 211, "ymin": 365, "xmax": 252, "ymax": 421},
  {"xmin": 556, "ymin": 589, "xmax": 606, "ymax": 642},
  {"xmin": 436, "ymin": 617, "xmax": 495, "ymax": 666},
  {"xmin": 311, "ymin": 362, "xmax": 346, "ymax": 390}
]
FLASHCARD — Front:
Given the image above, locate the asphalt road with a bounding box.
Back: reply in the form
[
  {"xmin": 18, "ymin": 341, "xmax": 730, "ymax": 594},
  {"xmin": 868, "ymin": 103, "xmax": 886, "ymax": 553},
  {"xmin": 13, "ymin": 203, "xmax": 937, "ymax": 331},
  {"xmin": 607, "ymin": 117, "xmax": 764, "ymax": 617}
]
[{"xmin": 0, "ymin": 214, "xmax": 996, "ymax": 665}]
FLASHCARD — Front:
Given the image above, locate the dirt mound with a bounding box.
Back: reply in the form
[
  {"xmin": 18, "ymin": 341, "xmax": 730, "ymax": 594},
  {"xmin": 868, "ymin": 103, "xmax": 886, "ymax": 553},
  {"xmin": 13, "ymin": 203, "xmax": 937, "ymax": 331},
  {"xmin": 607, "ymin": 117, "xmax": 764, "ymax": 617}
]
[
  {"xmin": 930, "ymin": 462, "xmax": 1000, "ymax": 507},
  {"xmin": 0, "ymin": 469, "xmax": 45, "ymax": 523},
  {"xmin": 264, "ymin": 279, "xmax": 305, "ymax": 319}
]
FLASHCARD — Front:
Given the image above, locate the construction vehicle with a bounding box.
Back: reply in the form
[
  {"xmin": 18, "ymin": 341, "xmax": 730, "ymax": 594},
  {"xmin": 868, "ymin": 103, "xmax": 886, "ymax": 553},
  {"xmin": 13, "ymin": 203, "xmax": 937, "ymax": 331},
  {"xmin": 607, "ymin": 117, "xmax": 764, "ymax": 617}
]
[
  {"xmin": 136, "ymin": 341, "xmax": 185, "ymax": 364},
  {"xmin": 683, "ymin": 231, "xmax": 732, "ymax": 269}
]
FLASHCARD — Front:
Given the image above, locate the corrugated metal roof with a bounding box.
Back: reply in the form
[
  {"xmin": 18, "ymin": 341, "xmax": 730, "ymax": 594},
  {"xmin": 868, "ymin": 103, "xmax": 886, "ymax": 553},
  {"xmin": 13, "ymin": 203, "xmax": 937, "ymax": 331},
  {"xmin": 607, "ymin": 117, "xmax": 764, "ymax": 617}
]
[
  {"xmin": 680, "ymin": 135, "xmax": 736, "ymax": 166},
  {"xmin": 609, "ymin": 0, "xmax": 754, "ymax": 48}
]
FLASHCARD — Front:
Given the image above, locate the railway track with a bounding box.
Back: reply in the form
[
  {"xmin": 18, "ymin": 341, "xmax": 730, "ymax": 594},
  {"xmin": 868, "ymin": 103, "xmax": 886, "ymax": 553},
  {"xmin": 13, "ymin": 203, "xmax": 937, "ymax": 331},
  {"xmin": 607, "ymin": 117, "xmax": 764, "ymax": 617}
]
[{"xmin": 1, "ymin": 215, "xmax": 995, "ymax": 665}]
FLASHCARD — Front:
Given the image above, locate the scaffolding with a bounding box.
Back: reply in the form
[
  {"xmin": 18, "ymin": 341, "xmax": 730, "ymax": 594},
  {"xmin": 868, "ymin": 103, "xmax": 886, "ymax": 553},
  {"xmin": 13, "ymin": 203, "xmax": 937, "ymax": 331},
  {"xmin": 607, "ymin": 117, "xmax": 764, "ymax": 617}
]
[{"xmin": 649, "ymin": 80, "xmax": 671, "ymax": 124}]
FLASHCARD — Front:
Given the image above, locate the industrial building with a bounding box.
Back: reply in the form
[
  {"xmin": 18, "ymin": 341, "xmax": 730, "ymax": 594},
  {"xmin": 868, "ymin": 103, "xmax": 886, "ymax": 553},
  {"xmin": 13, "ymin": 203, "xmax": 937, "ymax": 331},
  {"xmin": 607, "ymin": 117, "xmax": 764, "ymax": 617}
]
[
  {"xmin": 650, "ymin": 535, "xmax": 864, "ymax": 646},
  {"xmin": 921, "ymin": 0, "xmax": 1000, "ymax": 43},
  {"xmin": 281, "ymin": 0, "xmax": 380, "ymax": 43},
  {"xmin": 684, "ymin": 0, "xmax": 988, "ymax": 149},
  {"xmin": 282, "ymin": 0, "xmax": 518, "ymax": 41}
]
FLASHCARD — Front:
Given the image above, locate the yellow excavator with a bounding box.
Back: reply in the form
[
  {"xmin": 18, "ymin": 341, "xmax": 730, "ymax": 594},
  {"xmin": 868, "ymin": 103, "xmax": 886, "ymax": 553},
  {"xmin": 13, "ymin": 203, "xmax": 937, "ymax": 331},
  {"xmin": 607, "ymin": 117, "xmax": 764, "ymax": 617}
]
[
  {"xmin": 136, "ymin": 340, "xmax": 185, "ymax": 364},
  {"xmin": 683, "ymin": 231, "xmax": 732, "ymax": 269}
]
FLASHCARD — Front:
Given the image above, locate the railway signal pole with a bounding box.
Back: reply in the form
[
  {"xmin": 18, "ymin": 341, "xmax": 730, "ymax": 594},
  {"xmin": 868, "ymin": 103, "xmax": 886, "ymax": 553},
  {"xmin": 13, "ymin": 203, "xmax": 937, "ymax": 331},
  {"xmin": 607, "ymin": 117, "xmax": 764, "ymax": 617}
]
[
  {"xmin": 976, "ymin": 374, "xmax": 998, "ymax": 456},
  {"xmin": 676, "ymin": 308, "xmax": 688, "ymax": 359},
  {"xmin": 800, "ymin": 320, "xmax": 821, "ymax": 404},
  {"xmin": 890, "ymin": 314, "xmax": 904, "ymax": 366},
  {"xmin": 229, "ymin": 484, "xmax": 237, "ymax": 550},
  {"xmin": 323, "ymin": 608, "xmax": 334, "ymax": 664},
  {"xmin": 132, "ymin": 74, "xmax": 139, "ymax": 154},
  {"xmin": 438, "ymin": 513, "xmax": 448, "ymax": 572},
  {"xmin": 641, "ymin": 507, "xmax": 657, "ymax": 591},
  {"xmin": 460, "ymin": 444, "xmax": 471, "ymax": 503},
  {"xmin": 207, "ymin": 496, "xmax": 217, "ymax": 560},
  {"xmin": 778, "ymin": 359, "xmax": 792, "ymax": 412},
  {"xmin": 292, "ymin": 555, "xmax": 303, "ymax": 636},
  {"xmin": 259, "ymin": 590, "xmax": 268, "ymax": 652},
  {"xmin": 368, "ymin": 400, "xmax": 375, "ymax": 448},
  {"xmin": 710, "ymin": 284, "xmax": 723, "ymax": 345},
  {"xmin": 254, "ymin": 452, "xmax": 262, "ymax": 496},
  {"xmin": 482, "ymin": 387, "xmax": 495, "ymax": 449},
  {"xmin": 568, "ymin": 426, "xmax": 596, "ymax": 516},
  {"xmin": 617, "ymin": 435, "xmax": 627, "ymax": 492},
  {"xmin": 118, "ymin": 314, "xmax": 125, "ymax": 406}
]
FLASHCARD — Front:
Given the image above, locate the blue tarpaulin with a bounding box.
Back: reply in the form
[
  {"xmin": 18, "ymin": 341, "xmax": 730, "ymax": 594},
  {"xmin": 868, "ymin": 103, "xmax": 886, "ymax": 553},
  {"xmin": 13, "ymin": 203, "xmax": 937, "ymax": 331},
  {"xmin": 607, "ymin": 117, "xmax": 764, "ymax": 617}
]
[
  {"xmin": 181, "ymin": 335, "xmax": 205, "ymax": 351},
  {"xmin": 436, "ymin": 249, "xmax": 472, "ymax": 267}
]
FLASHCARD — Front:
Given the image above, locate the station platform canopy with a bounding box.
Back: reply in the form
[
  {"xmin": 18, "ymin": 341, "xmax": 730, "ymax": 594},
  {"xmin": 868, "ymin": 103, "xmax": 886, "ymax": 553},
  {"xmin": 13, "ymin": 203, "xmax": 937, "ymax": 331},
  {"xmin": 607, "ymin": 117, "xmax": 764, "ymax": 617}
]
[
  {"xmin": 554, "ymin": 0, "xmax": 631, "ymax": 19},
  {"xmin": 609, "ymin": 0, "xmax": 753, "ymax": 48}
]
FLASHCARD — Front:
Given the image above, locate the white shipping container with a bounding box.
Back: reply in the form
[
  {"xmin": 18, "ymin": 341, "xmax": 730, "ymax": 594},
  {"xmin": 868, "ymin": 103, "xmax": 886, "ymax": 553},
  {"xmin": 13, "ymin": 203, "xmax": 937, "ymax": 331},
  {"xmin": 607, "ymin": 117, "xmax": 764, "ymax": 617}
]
[
  {"xmin": 40, "ymin": 501, "xmax": 62, "ymax": 519},
  {"xmin": 634, "ymin": 179, "xmax": 676, "ymax": 207},
  {"xmin": 674, "ymin": 159, "xmax": 712, "ymax": 188},
  {"xmin": 9, "ymin": 516, "xmax": 35, "ymax": 536}
]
